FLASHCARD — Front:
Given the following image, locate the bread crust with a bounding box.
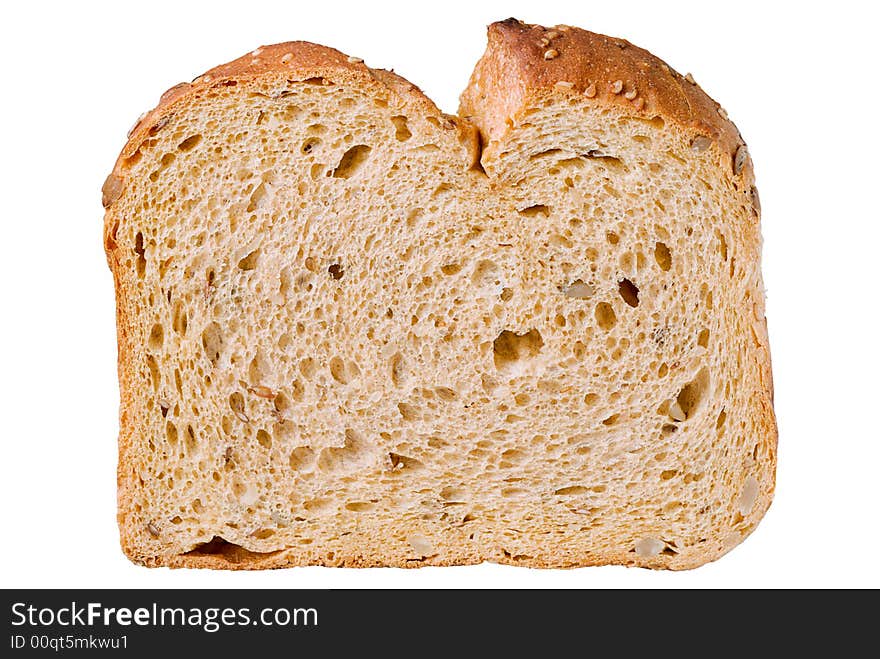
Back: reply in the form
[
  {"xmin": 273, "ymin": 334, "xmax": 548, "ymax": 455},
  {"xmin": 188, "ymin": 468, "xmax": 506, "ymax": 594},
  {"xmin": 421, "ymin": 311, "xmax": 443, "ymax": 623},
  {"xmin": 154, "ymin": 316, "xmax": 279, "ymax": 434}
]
[{"xmin": 105, "ymin": 21, "xmax": 776, "ymax": 571}]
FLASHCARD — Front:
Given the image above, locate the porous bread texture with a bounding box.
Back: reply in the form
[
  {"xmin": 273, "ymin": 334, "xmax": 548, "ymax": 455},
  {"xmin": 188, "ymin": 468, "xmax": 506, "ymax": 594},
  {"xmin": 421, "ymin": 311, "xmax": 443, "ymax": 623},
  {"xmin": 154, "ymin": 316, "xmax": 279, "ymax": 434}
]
[{"xmin": 104, "ymin": 21, "xmax": 776, "ymax": 570}]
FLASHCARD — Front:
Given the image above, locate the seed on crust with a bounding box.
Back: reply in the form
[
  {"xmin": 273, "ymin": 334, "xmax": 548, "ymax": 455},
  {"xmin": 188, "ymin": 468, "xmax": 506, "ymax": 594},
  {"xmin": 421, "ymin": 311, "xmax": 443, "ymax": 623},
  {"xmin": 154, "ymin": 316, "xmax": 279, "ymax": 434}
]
[
  {"xmin": 684, "ymin": 72, "xmax": 696, "ymax": 85},
  {"xmin": 149, "ymin": 116, "xmax": 169, "ymax": 135},
  {"xmin": 160, "ymin": 82, "xmax": 190, "ymax": 103},
  {"xmin": 102, "ymin": 173, "xmax": 124, "ymax": 208},
  {"xmin": 545, "ymin": 30, "xmax": 559, "ymax": 39},
  {"xmin": 127, "ymin": 111, "xmax": 148, "ymax": 138},
  {"xmin": 540, "ymin": 37, "xmax": 550, "ymax": 47},
  {"xmin": 347, "ymin": 56, "xmax": 364, "ymax": 64},
  {"xmin": 717, "ymin": 106, "xmax": 729, "ymax": 120},
  {"xmin": 280, "ymin": 53, "xmax": 293, "ymax": 64},
  {"xmin": 557, "ymin": 25, "xmax": 570, "ymax": 32},
  {"xmin": 733, "ymin": 145, "xmax": 749, "ymax": 174},
  {"xmin": 554, "ymin": 80, "xmax": 574, "ymax": 90},
  {"xmin": 584, "ymin": 83, "xmax": 597, "ymax": 98},
  {"xmin": 544, "ymin": 49, "xmax": 559, "ymax": 60},
  {"xmin": 633, "ymin": 97, "xmax": 645, "ymax": 110},
  {"xmin": 146, "ymin": 522, "xmax": 160, "ymax": 537},
  {"xmin": 610, "ymin": 80, "xmax": 624, "ymax": 94},
  {"xmin": 624, "ymin": 87, "xmax": 638, "ymax": 100}
]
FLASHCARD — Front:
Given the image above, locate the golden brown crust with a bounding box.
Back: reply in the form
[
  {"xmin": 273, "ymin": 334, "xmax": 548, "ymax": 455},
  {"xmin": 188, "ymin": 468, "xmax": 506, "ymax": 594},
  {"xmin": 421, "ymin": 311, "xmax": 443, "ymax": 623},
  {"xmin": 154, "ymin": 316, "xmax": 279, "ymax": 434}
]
[{"xmin": 460, "ymin": 19, "xmax": 744, "ymax": 163}]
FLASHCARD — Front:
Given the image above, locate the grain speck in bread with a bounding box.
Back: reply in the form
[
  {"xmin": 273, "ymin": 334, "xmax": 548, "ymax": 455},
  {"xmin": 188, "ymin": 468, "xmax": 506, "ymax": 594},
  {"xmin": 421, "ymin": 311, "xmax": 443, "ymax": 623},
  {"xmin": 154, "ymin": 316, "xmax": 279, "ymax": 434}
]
[{"xmin": 104, "ymin": 19, "xmax": 776, "ymax": 570}]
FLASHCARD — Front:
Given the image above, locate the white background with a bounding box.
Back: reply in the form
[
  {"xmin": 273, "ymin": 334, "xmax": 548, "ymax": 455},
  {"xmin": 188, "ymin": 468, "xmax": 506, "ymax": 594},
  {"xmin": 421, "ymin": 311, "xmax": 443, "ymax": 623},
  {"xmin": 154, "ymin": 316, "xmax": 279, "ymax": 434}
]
[{"xmin": 1, "ymin": 0, "xmax": 877, "ymax": 589}]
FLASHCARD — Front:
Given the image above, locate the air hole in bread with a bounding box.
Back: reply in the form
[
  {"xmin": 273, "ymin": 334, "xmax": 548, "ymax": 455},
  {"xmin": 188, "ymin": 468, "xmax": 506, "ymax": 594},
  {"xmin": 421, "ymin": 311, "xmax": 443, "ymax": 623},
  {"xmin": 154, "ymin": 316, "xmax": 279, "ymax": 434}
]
[
  {"xmin": 389, "ymin": 452, "xmax": 423, "ymax": 472},
  {"xmin": 389, "ymin": 353, "xmax": 408, "ymax": 387},
  {"xmin": 328, "ymin": 263, "xmax": 344, "ymax": 280},
  {"xmin": 440, "ymin": 485, "xmax": 466, "ymax": 501},
  {"xmin": 554, "ymin": 485, "xmax": 588, "ymax": 496},
  {"xmin": 165, "ymin": 421, "xmax": 178, "ymax": 446},
  {"xmin": 134, "ymin": 231, "xmax": 146, "ymax": 278},
  {"xmin": 273, "ymin": 391, "xmax": 291, "ymax": 416},
  {"xmin": 716, "ymin": 230, "xmax": 729, "ymax": 261},
  {"xmin": 346, "ymin": 501, "xmax": 376, "ymax": 512},
  {"xmin": 529, "ymin": 148, "xmax": 563, "ymax": 160},
  {"xmin": 632, "ymin": 115, "xmax": 665, "ymax": 129},
  {"xmin": 716, "ymin": 409, "xmax": 727, "ymax": 431},
  {"xmin": 492, "ymin": 329, "xmax": 544, "ymax": 372},
  {"xmin": 148, "ymin": 323, "xmax": 164, "ymax": 351},
  {"xmin": 301, "ymin": 137, "xmax": 321, "ymax": 154},
  {"xmin": 513, "ymin": 392, "xmax": 530, "ymax": 406},
  {"xmin": 298, "ymin": 357, "xmax": 317, "ymax": 380},
  {"xmin": 167, "ymin": 300, "xmax": 186, "ymax": 334},
  {"xmin": 332, "ymin": 144, "xmax": 371, "ymax": 178},
  {"xmin": 201, "ymin": 322, "xmax": 223, "ymax": 366},
  {"xmin": 606, "ymin": 231, "xmax": 619, "ymax": 245},
  {"xmin": 178, "ymin": 134, "xmax": 203, "ymax": 151},
  {"xmin": 594, "ymin": 302, "xmax": 617, "ymax": 331},
  {"xmin": 618, "ymin": 278, "xmax": 639, "ymax": 307},
  {"xmin": 440, "ymin": 263, "xmax": 461, "ymax": 276},
  {"xmin": 675, "ymin": 368, "xmax": 711, "ymax": 421},
  {"xmin": 229, "ymin": 392, "xmax": 247, "ymax": 422},
  {"xmin": 518, "ymin": 204, "xmax": 550, "ymax": 218},
  {"xmin": 397, "ymin": 402, "xmax": 419, "ymax": 421},
  {"xmin": 256, "ymin": 429, "xmax": 272, "ymax": 449},
  {"xmin": 435, "ymin": 387, "xmax": 457, "ymax": 401},
  {"xmin": 247, "ymin": 183, "xmax": 267, "ymax": 212},
  {"xmin": 697, "ymin": 328, "xmax": 710, "ymax": 348},
  {"xmin": 654, "ymin": 242, "xmax": 672, "ymax": 271},
  {"xmin": 472, "ymin": 259, "xmax": 500, "ymax": 287},
  {"xmin": 317, "ymin": 429, "xmax": 375, "ymax": 473},
  {"xmin": 391, "ymin": 115, "xmax": 412, "ymax": 141},
  {"xmin": 149, "ymin": 153, "xmax": 176, "ymax": 182},
  {"xmin": 500, "ymin": 448, "xmax": 525, "ymax": 467},
  {"xmin": 121, "ymin": 149, "xmax": 142, "ymax": 169},
  {"xmin": 238, "ymin": 249, "xmax": 260, "ymax": 271},
  {"xmin": 251, "ymin": 528, "xmax": 275, "ymax": 539},
  {"xmin": 287, "ymin": 447, "xmax": 315, "ymax": 472},
  {"xmin": 184, "ymin": 424, "xmax": 197, "ymax": 453},
  {"xmin": 329, "ymin": 356, "xmax": 349, "ymax": 384},
  {"xmin": 601, "ymin": 413, "xmax": 619, "ymax": 426},
  {"xmin": 584, "ymin": 151, "xmax": 624, "ymax": 171}
]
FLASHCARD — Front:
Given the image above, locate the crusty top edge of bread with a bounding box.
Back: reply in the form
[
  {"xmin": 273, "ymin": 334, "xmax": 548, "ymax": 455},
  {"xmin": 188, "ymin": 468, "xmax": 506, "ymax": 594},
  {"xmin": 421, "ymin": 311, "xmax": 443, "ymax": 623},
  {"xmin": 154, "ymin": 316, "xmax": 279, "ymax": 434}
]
[
  {"xmin": 459, "ymin": 19, "xmax": 746, "ymax": 171},
  {"xmin": 101, "ymin": 40, "xmax": 467, "ymax": 208}
]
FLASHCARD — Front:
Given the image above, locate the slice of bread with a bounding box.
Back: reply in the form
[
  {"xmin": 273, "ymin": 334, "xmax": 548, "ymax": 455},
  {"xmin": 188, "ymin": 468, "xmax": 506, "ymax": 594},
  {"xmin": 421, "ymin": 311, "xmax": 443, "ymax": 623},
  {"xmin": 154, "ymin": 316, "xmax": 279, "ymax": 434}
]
[{"xmin": 103, "ymin": 19, "xmax": 776, "ymax": 570}]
